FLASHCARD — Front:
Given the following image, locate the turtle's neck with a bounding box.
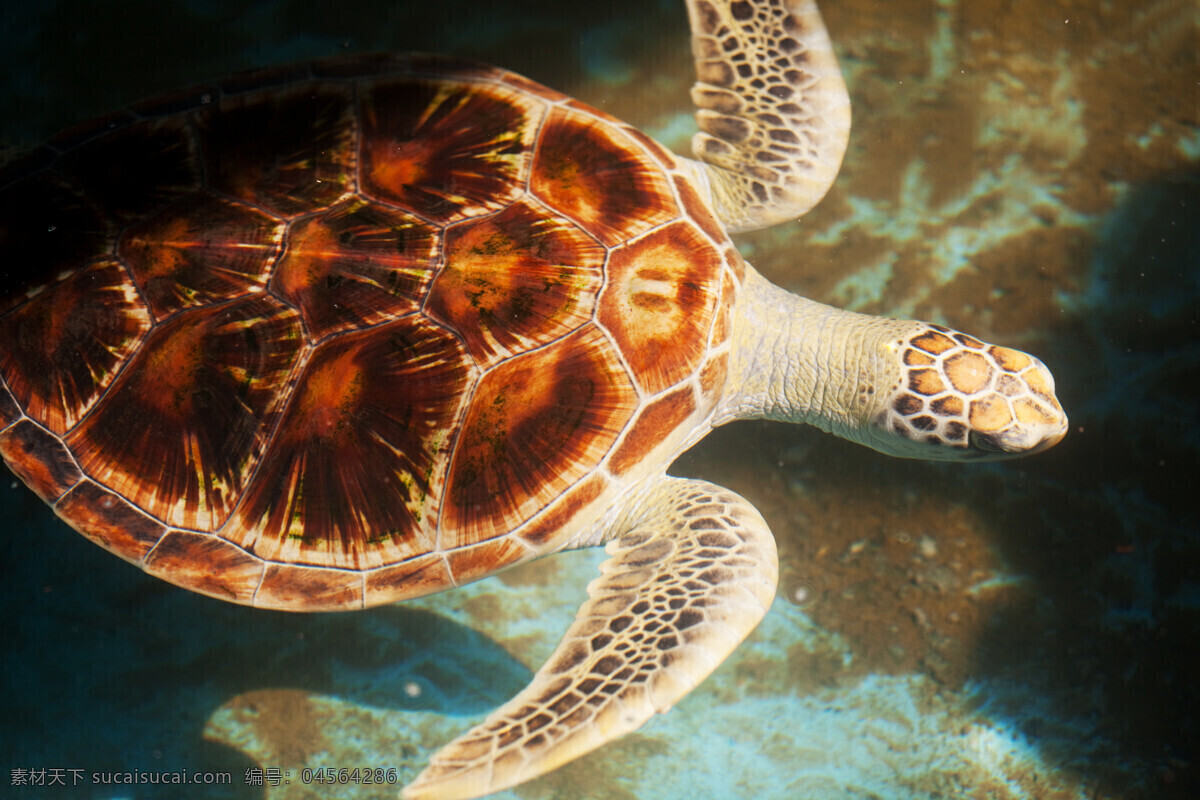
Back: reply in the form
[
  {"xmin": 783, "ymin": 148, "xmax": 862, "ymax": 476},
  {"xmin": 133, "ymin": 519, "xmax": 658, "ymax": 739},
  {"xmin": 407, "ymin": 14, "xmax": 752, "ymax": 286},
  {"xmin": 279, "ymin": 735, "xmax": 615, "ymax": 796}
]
[{"xmin": 713, "ymin": 262, "xmax": 920, "ymax": 445}]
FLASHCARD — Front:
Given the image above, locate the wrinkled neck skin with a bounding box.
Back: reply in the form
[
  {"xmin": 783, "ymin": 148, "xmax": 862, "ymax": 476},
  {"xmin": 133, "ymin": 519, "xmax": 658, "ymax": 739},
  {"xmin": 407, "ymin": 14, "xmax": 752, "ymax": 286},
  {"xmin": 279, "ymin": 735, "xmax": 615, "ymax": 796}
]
[{"xmin": 715, "ymin": 263, "xmax": 919, "ymax": 449}]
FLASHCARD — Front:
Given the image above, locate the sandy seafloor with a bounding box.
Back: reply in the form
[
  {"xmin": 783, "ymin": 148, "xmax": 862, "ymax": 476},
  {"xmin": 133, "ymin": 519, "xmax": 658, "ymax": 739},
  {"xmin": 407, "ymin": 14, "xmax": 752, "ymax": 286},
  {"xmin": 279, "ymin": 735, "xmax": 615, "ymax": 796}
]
[{"xmin": 1, "ymin": 1, "xmax": 1197, "ymax": 799}]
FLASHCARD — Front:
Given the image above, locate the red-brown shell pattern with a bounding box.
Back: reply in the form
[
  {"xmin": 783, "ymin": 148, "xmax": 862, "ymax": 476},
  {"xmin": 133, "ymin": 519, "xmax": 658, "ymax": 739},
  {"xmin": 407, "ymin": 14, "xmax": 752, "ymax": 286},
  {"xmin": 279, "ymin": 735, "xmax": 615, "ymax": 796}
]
[{"xmin": 0, "ymin": 54, "xmax": 743, "ymax": 610}]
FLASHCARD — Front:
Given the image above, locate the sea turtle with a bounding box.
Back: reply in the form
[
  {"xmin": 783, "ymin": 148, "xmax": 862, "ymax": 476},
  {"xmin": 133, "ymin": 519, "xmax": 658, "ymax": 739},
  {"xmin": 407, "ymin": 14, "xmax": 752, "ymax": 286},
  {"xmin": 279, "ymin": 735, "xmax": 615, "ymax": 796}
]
[{"xmin": 0, "ymin": 0, "xmax": 1067, "ymax": 797}]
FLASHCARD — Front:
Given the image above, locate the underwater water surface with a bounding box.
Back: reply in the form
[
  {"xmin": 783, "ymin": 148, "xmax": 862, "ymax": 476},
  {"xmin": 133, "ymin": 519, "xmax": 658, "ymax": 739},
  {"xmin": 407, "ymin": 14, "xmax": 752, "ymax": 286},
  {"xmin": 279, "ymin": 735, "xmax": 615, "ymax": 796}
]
[{"xmin": 1, "ymin": 1, "xmax": 1197, "ymax": 799}]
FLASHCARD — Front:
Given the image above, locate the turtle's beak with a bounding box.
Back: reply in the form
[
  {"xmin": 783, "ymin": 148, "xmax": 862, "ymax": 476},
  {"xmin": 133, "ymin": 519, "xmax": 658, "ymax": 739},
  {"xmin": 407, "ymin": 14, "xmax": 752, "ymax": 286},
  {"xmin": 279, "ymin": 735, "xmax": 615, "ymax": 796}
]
[{"xmin": 969, "ymin": 415, "xmax": 1067, "ymax": 457}]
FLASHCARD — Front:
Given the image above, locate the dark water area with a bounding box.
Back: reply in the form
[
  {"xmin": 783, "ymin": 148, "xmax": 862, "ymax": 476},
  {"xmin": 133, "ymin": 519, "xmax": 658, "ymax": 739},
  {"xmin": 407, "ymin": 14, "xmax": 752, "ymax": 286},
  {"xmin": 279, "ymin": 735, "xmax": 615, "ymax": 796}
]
[{"xmin": 1, "ymin": 1, "xmax": 1197, "ymax": 799}]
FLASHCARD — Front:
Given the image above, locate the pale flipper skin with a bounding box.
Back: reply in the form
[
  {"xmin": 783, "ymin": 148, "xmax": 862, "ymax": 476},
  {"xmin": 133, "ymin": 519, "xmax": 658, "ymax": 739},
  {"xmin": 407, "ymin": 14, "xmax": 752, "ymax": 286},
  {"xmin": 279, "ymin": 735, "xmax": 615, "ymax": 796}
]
[
  {"xmin": 685, "ymin": 0, "xmax": 851, "ymax": 232},
  {"xmin": 403, "ymin": 479, "xmax": 777, "ymax": 800}
]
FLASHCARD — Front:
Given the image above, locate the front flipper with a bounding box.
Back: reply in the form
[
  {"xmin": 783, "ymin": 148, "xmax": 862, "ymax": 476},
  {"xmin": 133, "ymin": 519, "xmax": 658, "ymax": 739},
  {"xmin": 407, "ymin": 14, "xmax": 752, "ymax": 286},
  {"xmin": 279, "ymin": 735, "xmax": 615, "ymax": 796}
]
[
  {"xmin": 686, "ymin": 0, "xmax": 851, "ymax": 232},
  {"xmin": 402, "ymin": 477, "xmax": 778, "ymax": 800}
]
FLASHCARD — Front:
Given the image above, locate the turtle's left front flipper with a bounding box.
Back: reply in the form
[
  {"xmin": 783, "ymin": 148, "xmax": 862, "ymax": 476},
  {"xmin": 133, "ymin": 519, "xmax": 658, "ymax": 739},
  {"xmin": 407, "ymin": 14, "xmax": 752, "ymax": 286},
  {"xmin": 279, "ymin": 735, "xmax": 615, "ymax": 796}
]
[
  {"xmin": 402, "ymin": 477, "xmax": 778, "ymax": 800},
  {"xmin": 686, "ymin": 0, "xmax": 851, "ymax": 233}
]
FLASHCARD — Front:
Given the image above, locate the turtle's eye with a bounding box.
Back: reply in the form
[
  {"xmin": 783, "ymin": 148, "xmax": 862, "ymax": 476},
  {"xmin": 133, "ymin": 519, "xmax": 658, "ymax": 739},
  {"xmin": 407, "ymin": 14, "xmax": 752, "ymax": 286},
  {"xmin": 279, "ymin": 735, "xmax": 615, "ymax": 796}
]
[{"xmin": 968, "ymin": 430, "xmax": 1008, "ymax": 453}]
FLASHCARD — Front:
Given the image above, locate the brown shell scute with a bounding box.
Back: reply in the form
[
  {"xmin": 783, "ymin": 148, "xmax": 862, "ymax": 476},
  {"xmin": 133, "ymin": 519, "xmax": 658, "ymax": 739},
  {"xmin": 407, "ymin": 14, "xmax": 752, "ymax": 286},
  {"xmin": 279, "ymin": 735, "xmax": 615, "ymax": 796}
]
[
  {"xmin": 531, "ymin": 107, "xmax": 677, "ymax": 246},
  {"xmin": 272, "ymin": 199, "xmax": 439, "ymax": 339},
  {"xmin": 120, "ymin": 194, "xmax": 284, "ymax": 319},
  {"xmin": 199, "ymin": 83, "xmax": 358, "ymax": 216},
  {"xmin": 0, "ymin": 55, "xmax": 737, "ymax": 608},
  {"xmin": 228, "ymin": 316, "xmax": 473, "ymax": 569},
  {"xmin": 428, "ymin": 200, "xmax": 605, "ymax": 367},
  {"xmin": 0, "ymin": 259, "xmax": 150, "ymax": 433},
  {"xmin": 599, "ymin": 221, "xmax": 724, "ymax": 394},
  {"xmin": 443, "ymin": 324, "xmax": 639, "ymax": 547},
  {"xmin": 0, "ymin": 173, "xmax": 110, "ymax": 317},
  {"xmin": 65, "ymin": 296, "xmax": 303, "ymax": 531},
  {"xmin": 58, "ymin": 116, "xmax": 201, "ymax": 224},
  {"xmin": 361, "ymin": 78, "xmax": 541, "ymax": 222},
  {"xmin": 0, "ymin": 419, "xmax": 83, "ymax": 502},
  {"xmin": 57, "ymin": 480, "xmax": 168, "ymax": 565}
]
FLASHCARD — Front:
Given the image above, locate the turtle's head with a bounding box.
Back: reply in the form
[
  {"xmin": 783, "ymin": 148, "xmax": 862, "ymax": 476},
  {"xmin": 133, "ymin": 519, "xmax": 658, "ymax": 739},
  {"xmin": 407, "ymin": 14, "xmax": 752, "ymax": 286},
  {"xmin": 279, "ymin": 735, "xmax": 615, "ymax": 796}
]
[{"xmin": 864, "ymin": 323, "xmax": 1067, "ymax": 461}]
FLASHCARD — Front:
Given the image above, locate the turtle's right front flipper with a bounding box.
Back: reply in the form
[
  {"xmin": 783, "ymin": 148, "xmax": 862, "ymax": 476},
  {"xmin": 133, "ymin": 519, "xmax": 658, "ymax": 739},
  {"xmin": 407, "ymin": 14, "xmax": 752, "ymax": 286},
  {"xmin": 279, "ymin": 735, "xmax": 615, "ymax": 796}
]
[{"xmin": 402, "ymin": 477, "xmax": 778, "ymax": 800}]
